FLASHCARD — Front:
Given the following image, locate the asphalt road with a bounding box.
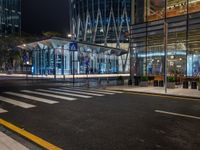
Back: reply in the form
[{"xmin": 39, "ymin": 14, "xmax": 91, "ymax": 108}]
[{"xmin": 0, "ymin": 79, "xmax": 200, "ymax": 150}]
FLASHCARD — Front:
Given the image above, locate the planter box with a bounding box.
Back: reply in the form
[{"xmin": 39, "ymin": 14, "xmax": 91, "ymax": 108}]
[
  {"xmin": 140, "ymin": 81, "xmax": 148, "ymax": 87},
  {"xmin": 167, "ymin": 82, "xmax": 175, "ymax": 89}
]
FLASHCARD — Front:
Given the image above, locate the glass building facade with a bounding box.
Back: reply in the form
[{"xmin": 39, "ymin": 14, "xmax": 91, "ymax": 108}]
[
  {"xmin": 20, "ymin": 38, "xmax": 127, "ymax": 76},
  {"xmin": 71, "ymin": 0, "xmax": 131, "ymax": 50},
  {"xmin": 71, "ymin": 0, "xmax": 131, "ymax": 72},
  {"xmin": 130, "ymin": 0, "xmax": 200, "ymax": 78},
  {"xmin": 0, "ymin": 0, "xmax": 21, "ymax": 36}
]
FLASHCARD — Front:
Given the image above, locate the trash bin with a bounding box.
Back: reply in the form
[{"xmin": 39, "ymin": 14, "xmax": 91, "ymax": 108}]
[
  {"xmin": 159, "ymin": 80, "xmax": 164, "ymax": 87},
  {"xmin": 128, "ymin": 79, "xmax": 132, "ymax": 85},
  {"xmin": 191, "ymin": 81, "xmax": 197, "ymax": 89},
  {"xmin": 134, "ymin": 76, "xmax": 140, "ymax": 86},
  {"xmin": 154, "ymin": 80, "xmax": 158, "ymax": 86},
  {"xmin": 183, "ymin": 81, "xmax": 188, "ymax": 89}
]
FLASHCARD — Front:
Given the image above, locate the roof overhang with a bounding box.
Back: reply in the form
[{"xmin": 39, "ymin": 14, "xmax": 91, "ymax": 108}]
[{"xmin": 17, "ymin": 37, "xmax": 128, "ymax": 56}]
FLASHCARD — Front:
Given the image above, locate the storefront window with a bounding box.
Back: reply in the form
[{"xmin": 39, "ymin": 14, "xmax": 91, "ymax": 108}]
[
  {"xmin": 147, "ymin": 0, "xmax": 165, "ymax": 21},
  {"xmin": 131, "ymin": 0, "xmax": 146, "ymax": 24},
  {"xmin": 136, "ymin": 47, "xmax": 147, "ymax": 76},
  {"xmin": 189, "ymin": 0, "xmax": 200, "ymax": 14},
  {"xmin": 147, "ymin": 36, "xmax": 164, "ymax": 76},
  {"xmin": 188, "ymin": 29, "xmax": 200, "ymax": 76},
  {"xmin": 167, "ymin": 0, "xmax": 187, "ymax": 18}
]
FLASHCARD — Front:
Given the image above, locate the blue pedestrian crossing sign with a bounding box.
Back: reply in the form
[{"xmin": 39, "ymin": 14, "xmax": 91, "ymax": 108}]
[{"xmin": 69, "ymin": 42, "xmax": 78, "ymax": 51}]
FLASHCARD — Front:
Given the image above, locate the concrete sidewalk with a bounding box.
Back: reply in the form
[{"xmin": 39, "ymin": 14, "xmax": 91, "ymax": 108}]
[
  {"xmin": 0, "ymin": 73, "xmax": 129, "ymax": 79},
  {"xmin": 106, "ymin": 86, "xmax": 200, "ymax": 99}
]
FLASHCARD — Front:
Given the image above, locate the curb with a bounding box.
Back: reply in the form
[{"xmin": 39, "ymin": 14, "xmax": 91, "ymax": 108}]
[{"xmin": 107, "ymin": 88, "xmax": 200, "ymax": 100}]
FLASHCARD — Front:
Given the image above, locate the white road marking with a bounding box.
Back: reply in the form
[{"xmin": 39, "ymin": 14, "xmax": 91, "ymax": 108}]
[
  {"xmin": 155, "ymin": 110, "xmax": 200, "ymax": 120},
  {"xmin": 0, "ymin": 108, "xmax": 8, "ymax": 113},
  {"xmin": 95, "ymin": 89, "xmax": 123, "ymax": 94},
  {"xmin": 62, "ymin": 87, "xmax": 115, "ymax": 95},
  {"xmin": 21, "ymin": 90, "xmax": 76, "ymax": 101},
  {"xmin": 47, "ymin": 89, "xmax": 92, "ymax": 98},
  {"xmin": 68, "ymin": 87, "xmax": 123, "ymax": 94},
  {"xmin": 59, "ymin": 88, "xmax": 104, "ymax": 96},
  {"xmin": 4, "ymin": 92, "xmax": 58, "ymax": 104},
  {"xmin": 0, "ymin": 131, "xmax": 30, "ymax": 150},
  {"xmin": 0, "ymin": 96, "xmax": 35, "ymax": 109}
]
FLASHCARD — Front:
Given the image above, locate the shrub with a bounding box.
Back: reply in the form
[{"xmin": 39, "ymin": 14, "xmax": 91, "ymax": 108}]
[
  {"xmin": 141, "ymin": 76, "xmax": 148, "ymax": 81},
  {"xmin": 167, "ymin": 76, "xmax": 175, "ymax": 82},
  {"xmin": 117, "ymin": 76, "xmax": 123, "ymax": 81}
]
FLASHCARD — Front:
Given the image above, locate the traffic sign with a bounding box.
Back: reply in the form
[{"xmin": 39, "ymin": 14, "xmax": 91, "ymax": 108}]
[{"xmin": 69, "ymin": 42, "xmax": 78, "ymax": 51}]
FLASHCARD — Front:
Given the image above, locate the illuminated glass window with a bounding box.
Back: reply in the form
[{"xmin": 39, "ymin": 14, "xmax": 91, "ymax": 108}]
[
  {"xmin": 189, "ymin": 0, "xmax": 200, "ymax": 14},
  {"xmin": 147, "ymin": 0, "xmax": 165, "ymax": 21},
  {"xmin": 167, "ymin": 0, "xmax": 187, "ymax": 18}
]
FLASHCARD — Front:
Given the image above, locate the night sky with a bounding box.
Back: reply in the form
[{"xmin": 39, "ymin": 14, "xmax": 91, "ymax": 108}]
[{"xmin": 21, "ymin": 0, "xmax": 70, "ymax": 36}]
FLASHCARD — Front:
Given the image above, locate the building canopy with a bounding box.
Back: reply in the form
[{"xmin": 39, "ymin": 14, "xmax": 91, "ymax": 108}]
[
  {"xmin": 18, "ymin": 37, "xmax": 128, "ymax": 56},
  {"xmin": 17, "ymin": 37, "xmax": 128, "ymax": 75}
]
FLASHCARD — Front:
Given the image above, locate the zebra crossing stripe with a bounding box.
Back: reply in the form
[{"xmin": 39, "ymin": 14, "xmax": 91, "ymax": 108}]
[
  {"xmin": 4, "ymin": 92, "xmax": 58, "ymax": 104},
  {"xmin": 0, "ymin": 131, "xmax": 29, "ymax": 150},
  {"xmin": 44, "ymin": 89, "xmax": 92, "ymax": 98},
  {"xmin": 90, "ymin": 89, "xmax": 123, "ymax": 94},
  {"xmin": 0, "ymin": 96, "xmax": 35, "ymax": 109},
  {"xmin": 70, "ymin": 87, "xmax": 123, "ymax": 94},
  {"xmin": 0, "ymin": 108, "xmax": 8, "ymax": 113},
  {"xmin": 21, "ymin": 90, "xmax": 76, "ymax": 101},
  {"xmin": 63, "ymin": 87, "xmax": 115, "ymax": 95},
  {"xmin": 58, "ymin": 88, "xmax": 104, "ymax": 96}
]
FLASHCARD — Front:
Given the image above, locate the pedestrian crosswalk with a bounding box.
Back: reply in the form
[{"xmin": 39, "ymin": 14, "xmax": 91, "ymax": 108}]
[
  {"xmin": 37, "ymin": 89, "xmax": 92, "ymax": 99},
  {"xmin": 0, "ymin": 108, "xmax": 8, "ymax": 113},
  {"xmin": 57, "ymin": 88, "xmax": 104, "ymax": 97},
  {"xmin": 60, "ymin": 87, "xmax": 115, "ymax": 95},
  {"xmin": 0, "ymin": 87, "xmax": 123, "ymax": 114},
  {"xmin": 21, "ymin": 90, "xmax": 76, "ymax": 101},
  {"xmin": 4, "ymin": 92, "xmax": 58, "ymax": 104},
  {"xmin": 0, "ymin": 96, "xmax": 35, "ymax": 109}
]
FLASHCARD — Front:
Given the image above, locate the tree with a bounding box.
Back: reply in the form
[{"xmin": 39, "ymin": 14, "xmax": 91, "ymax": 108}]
[
  {"xmin": 0, "ymin": 34, "xmax": 38, "ymax": 72},
  {"xmin": 42, "ymin": 31, "xmax": 62, "ymax": 38}
]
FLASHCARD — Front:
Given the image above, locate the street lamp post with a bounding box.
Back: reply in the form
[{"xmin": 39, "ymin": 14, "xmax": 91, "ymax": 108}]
[
  {"xmin": 164, "ymin": 21, "xmax": 168, "ymax": 94},
  {"xmin": 72, "ymin": 49, "xmax": 75, "ymax": 87},
  {"xmin": 68, "ymin": 33, "xmax": 77, "ymax": 87}
]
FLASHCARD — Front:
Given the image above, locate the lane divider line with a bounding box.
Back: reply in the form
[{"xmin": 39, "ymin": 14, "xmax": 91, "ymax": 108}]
[
  {"xmin": 155, "ymin": 110, "xmax": 200, "ymax": 120},
  {"xmin": 0, "ymin": 119, "xmax": 62, "ymax": 150}
]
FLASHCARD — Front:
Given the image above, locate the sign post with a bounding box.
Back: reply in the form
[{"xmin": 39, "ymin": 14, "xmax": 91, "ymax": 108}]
[
  {"xmin": 85, "ymin": 59, "xmax": 90, "ymax": 88},
  {"xmin": 69, "ymin": 42, "xmax": 78, "ymax": 87}
]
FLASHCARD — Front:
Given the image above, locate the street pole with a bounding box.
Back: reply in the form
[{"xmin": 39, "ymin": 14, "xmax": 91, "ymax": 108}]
[
  {"xmin": 87, "ymin": 65, "xmax": 89, "ymax": 88},
  {"xmin": 54, "ymin": 48, "xmax": 57, "ymax": 80},
  {"xmin": 72, "ymin": 50, "xmax": 75, "ymax": 87},
  {"xmin": 164, "ymin": 21, "xmax": 168, "ymax": 94}
]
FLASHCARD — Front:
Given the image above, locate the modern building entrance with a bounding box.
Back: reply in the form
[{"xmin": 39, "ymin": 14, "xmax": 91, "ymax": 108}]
[{"xmin": 18, "ymin": 37, "xmax": 128, "ymax": 77}]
